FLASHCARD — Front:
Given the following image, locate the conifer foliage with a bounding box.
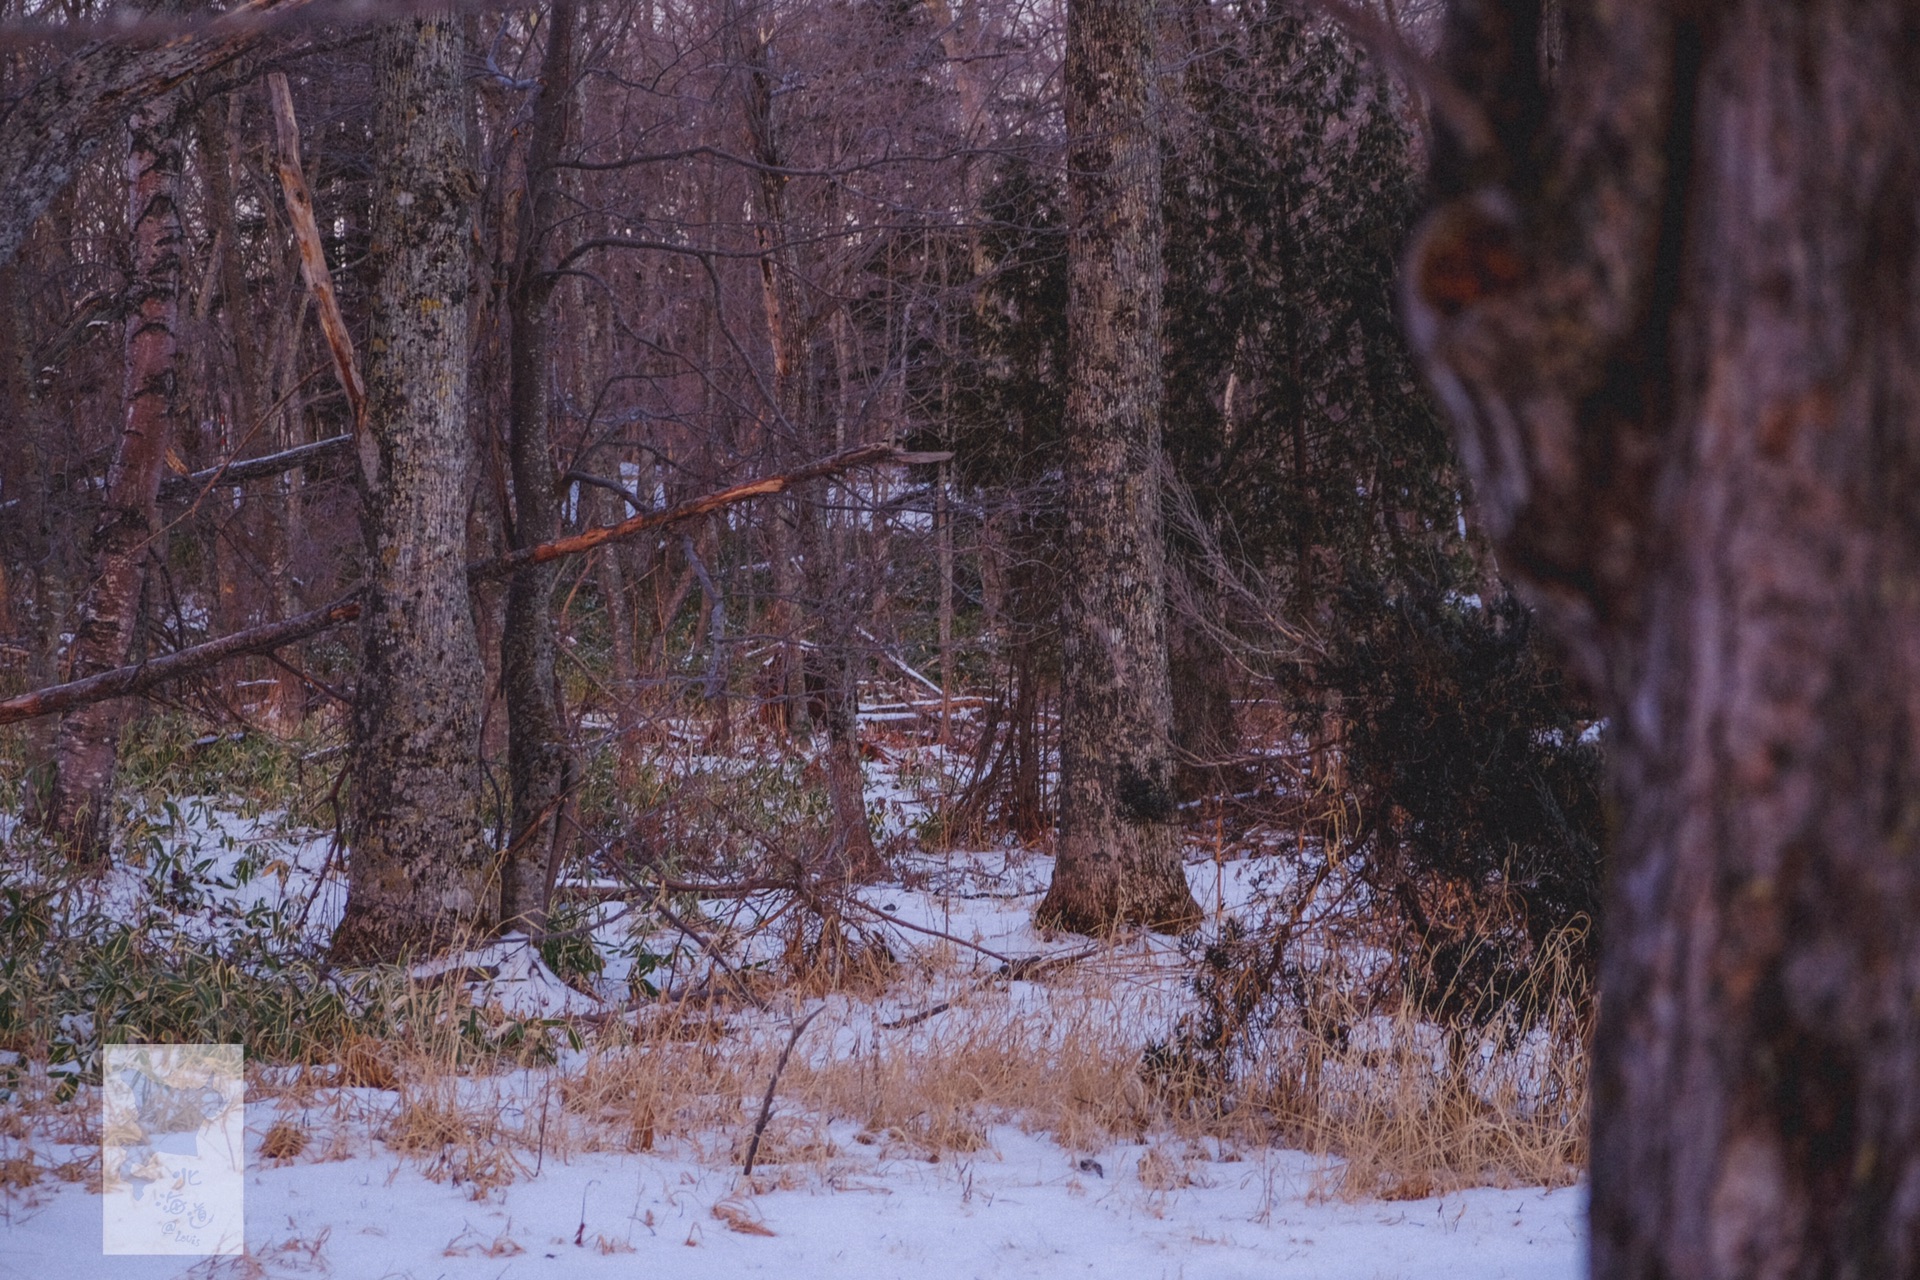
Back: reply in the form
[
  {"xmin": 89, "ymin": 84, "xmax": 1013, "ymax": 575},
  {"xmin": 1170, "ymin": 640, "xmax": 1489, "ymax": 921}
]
[{"xmin": 1311, "ymin": 584, "xmax": 1606, "ymax": 996}]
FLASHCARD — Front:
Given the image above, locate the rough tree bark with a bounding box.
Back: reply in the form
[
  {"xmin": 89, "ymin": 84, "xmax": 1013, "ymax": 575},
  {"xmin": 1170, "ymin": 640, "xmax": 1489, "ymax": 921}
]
[
  {"xmin": 30, "ymin": 91, "xmax": 187, "ymax": 863},
  {"xmin": 331, "ymin": 14, "xmax": 493, "ymax": 963},
  {"xmin": 0, "ymin": 11, "xmax": 273, "ymax": 270},
  {"xmin": 1403, "ymin": 2, "xmax": 1920, "ymax": 1274},
  {"xmin": 499, "ymin": 0, "xmax": 578, "ymax": 935},
  {"xmin": 588, "ymin": 482, "xmax": 639, "ymax": 771},
  {"xmin": 1037, "ymin": 0, "xmax": 1200, "ymax": 934}
]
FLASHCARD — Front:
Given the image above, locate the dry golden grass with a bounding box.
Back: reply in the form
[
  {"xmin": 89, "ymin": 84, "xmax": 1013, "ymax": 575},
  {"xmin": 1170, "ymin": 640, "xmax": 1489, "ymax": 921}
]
[
  {"xmin": 259, "ymin": 1119, "xmax": 309, "ymax": 1162},
  {"xmin": 787, "ymin": 994, "xmax": 1157, "ymax": 1156},
  {"xmin": 380, "ymin": 1088, "xmax": 529, "ymax": 1198},
  {"xmin": 210, "ymin": 923, "xmax": 1586, "ymax": 1206},
  {"xmin": 337, "ymin": 1035, "xmax": 402, "ymax": 1091},
  {"xmin": 711, "ymin": 1199, "xmax": 777, "ymax": 1236},
  {"xmin": 1231, "ymin": 928, "xmax": 1592, "ymax": 1200},
  {"xmin": 0, "ymin": 1153, "xmax": 39, "ymax": 1189},
  {"xmin": 0, "ymin": 869, "xmax": 1587, "ymax": 1211}
]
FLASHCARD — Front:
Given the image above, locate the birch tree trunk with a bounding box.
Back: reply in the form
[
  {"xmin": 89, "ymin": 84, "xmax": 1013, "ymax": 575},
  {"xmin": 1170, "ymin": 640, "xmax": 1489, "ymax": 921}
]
[
  {"xmin": 332, "ymin": 14, "xmax": 493, "ymax": 963},
  {"xmin": 500, "ymin": 1, "xmax": 578, "ymax": 935},
  {"xmin": 31, "ymin": 93, "xmax": 186, "ymax": 863},
  {"xmin": 1037, "ymin": 0, "xmax": 1199, "ymax": 933},
  {"xmin": 1404, "ymin": 3, "xmax": 1920, "ymax": 1272}
]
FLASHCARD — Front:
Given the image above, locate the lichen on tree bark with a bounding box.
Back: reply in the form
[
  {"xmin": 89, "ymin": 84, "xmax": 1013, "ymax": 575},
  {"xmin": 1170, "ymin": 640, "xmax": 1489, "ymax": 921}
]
[
  {"xmin": 331, "ymin": 15, "xmax": 493, "ymax": 963},
  {"xmin": 1038, "ymin": 0, "xmax": 1200, "ymax": 935}
]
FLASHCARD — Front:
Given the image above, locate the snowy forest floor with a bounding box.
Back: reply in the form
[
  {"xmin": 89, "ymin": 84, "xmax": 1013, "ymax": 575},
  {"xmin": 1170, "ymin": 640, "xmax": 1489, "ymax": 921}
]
[
  {"xmin": 0, "ymin": 710, "xmax": 1588, "ymax": 1278},
  {"xmin": 6, "ymin": 1122, "xmax": 1582, "ymax": 1279}
]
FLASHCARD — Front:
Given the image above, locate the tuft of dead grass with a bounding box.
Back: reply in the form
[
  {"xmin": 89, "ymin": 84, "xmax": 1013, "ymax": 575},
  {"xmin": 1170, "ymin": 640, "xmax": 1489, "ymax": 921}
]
[
  {"xmin": 711, "ymin": 1200, "xmax": 777, "ymax": 1236},
  {"xmin": 259, "ymin": 1120, "xmax": 309, "ymax": 1162},
  {"xmin": 0, "ymin": 1153, "xmax": 38, "ymax": 1189},
  {"xmin": 337, "ymin": 1036, "xmax": 401, "ymax": 1091}
]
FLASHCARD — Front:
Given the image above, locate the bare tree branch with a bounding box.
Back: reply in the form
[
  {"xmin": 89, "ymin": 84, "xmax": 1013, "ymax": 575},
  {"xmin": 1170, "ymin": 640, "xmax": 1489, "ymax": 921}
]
[
  {"xmin": 0, "ymin": 445, "xmax": 938, "ymax": 726},
  {"xmin": 266, "ymin": 71, "xmax": 374, "ymax": 483},
  {"xmin": 157, "ymin": 434, "xmax": 353, "ymax": 502}
]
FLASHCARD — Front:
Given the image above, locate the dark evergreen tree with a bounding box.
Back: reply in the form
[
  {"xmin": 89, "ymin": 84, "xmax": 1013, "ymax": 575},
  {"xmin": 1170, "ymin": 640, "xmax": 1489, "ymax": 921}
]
[
  {"xmin": 945, "ymin": 5, "xmax": 1604, "ymax": 974},
  {"xmin": 1160, "ymin": 3, "xmax": 1465, "ymax": 614},
  {"xmin": 943, "ymin": 155, "xmax": 1069, "ymax": 841}
]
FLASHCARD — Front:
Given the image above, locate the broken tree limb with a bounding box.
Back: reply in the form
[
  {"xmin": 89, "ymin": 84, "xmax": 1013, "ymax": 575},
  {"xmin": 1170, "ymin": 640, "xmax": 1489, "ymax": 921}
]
[
  {"xmin": 473, "ymin": 442, "xmax": 927, "ymax": 581},
  {"xmin": 267, "ymin": 71, "xmax": 375, "ymax": 487},
  {"xmin": 878, "ymin": 945, "xmax": 1101, "ymax": 1030},
  {"xmin": 741, "ymin": 1004, "xmax": 825, "ymax": 1177},
  {"xmin": 0, "ymin": 592, "xmax": 364, "ymax": 727},
  {"xmin": 158, "ymin": 433, "xmax": 353, "ymax": 501},
  {"xmin": 855, "ymin": 624, "xmax": 942, "ymax": 696},
  {"xmin": 0, "ymin": 445, "xmax": 927, "ymax": 726}
]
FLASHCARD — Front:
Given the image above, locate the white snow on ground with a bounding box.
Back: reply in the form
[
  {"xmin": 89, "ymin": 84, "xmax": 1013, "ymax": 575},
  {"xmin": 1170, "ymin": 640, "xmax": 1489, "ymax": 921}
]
[
  {"xmin": 0, "ymin": 744, "xmax": 1588, "ymax": 1277},
  {"xmin": 411, "ymin": 936, "xmax": 604, "ymax": 1020},
  {"xmin": 3, "ymin": 1124, "xmax": 1583, "ymax": 1279}
]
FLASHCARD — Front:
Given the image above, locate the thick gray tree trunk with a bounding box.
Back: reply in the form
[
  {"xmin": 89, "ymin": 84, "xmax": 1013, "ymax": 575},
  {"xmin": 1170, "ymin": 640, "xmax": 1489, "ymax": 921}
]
[
  {"xmin": 1037, "ymin": 0, "xmax": 1200, "ymax": 934},
  {"xmin": 30, "ymin": 93, "xmax": 186, "ymax": 863},
  {"xmin": 1406, "ymin": 2, "xmax": 1920, "ymax": 1273},
  {"xmin": 332, "ymin": 15, "xmax": 493, "ymax": 963},
  {"xmin": 500, "ymin": 1, "xmax": 578, "ymax": 935}
]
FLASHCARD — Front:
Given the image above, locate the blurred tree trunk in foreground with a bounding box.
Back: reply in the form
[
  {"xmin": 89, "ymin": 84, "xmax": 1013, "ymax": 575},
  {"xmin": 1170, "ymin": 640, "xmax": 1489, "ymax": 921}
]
[{"xmin": 1405, "ymin": 2, "xmax": 1920, "ymax": 1273}]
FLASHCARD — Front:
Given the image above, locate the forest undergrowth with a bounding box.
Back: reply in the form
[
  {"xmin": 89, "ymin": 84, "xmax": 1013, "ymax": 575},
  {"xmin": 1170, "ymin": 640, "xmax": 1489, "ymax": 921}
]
[{"xmin": 0, "ymin": 681, "xmax": 1590, "ymax": 1208}]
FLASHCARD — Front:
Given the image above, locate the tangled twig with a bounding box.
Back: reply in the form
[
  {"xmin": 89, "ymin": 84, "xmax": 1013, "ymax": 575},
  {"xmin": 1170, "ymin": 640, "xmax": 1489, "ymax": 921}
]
[{"xmin": 741, "ymin": 1004, "xmax": 825, "ymax": 1176}]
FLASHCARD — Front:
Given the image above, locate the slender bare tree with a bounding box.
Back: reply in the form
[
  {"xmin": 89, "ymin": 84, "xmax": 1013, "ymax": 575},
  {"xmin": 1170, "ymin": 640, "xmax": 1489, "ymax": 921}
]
[
  {"xmin": 30, "ymin": 89, "xmax": 187, "ymax": 862},
  {"xmin": 500, "ymin": 1, "xmax": 580, "ymax": 934}
]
